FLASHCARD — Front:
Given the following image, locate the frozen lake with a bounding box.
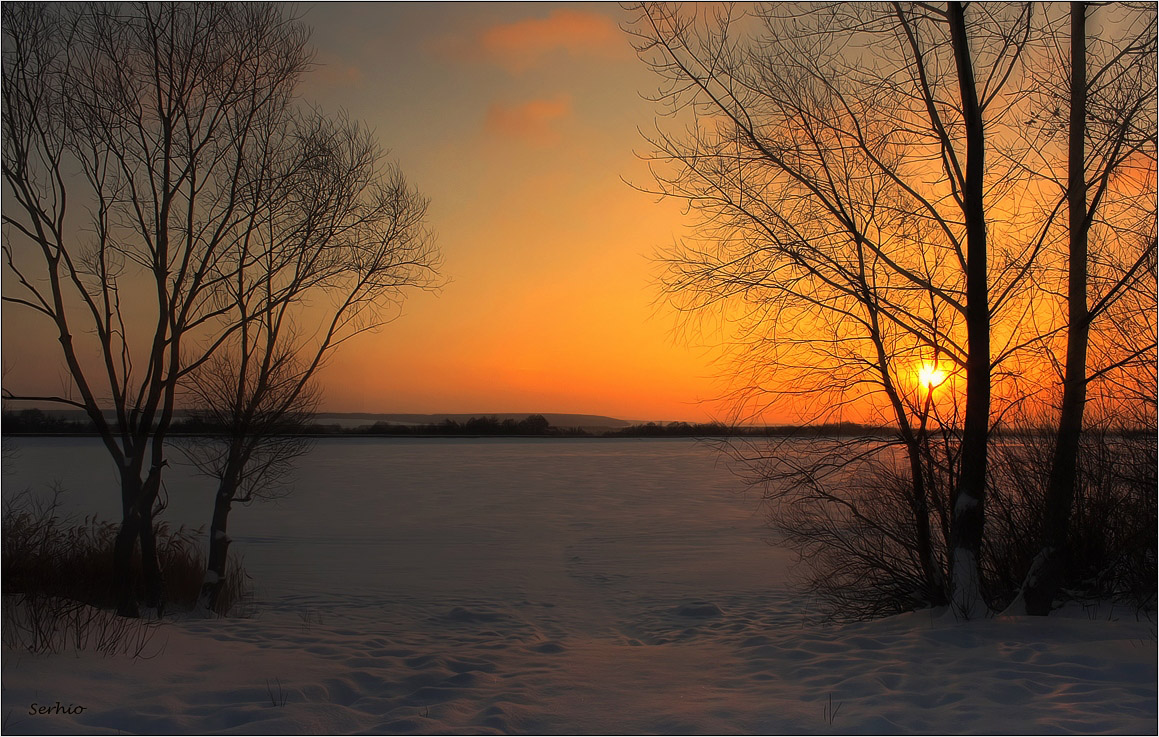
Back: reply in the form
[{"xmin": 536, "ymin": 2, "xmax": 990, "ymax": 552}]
[{"xmin": 2, "ymin": 437, "xmax": 792, "ymax": 610}]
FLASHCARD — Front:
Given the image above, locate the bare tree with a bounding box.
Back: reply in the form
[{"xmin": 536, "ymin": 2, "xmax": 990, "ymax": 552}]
[
  {"xmin": 1010, "ymin": 1, "xmax": 1156, "ymax": 615},
  {"xmin": 628, "ymin": 2, "xmax": 1039, "ymax": 617},
  {"xmin": 179, "ymin": 348, "xmax": 319, "ymax": 612},
  {"xmin": 179, "ymin": 112, "xmax": 438, "ymax": 612},
  {"xmin": 1, "ymin": 3, "xmax": 438, "ymax": 615},
  {"xmin": 630, "ymin": 1, "xmax": 1156, "ymax": 619}
]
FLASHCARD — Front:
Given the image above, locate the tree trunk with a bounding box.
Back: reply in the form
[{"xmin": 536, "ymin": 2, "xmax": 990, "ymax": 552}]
[
  {"xmin": 138, "ymin": 500, "xmax": 164, "ymax": 614},
  {"xmin": 200, "ymin": 481, "xmax": 236, "ymax": 613},
  {"xmin": 113, "ymin": 465, "xmax": 165, "ymax": 617},
  {"xmin": 1016, "ymin": 1, "xmax": 1089, "ymax": 617},
  {"xmin": 113, "ymin": 512, "xmax": 141, "ymax": 618},
  {"xmin": 947, "ymin": 0, "xmax": 990, "ymax": 619},
  {"xmin": 114, "ymin": 472, "xmax": 143, "ymax": 617}
]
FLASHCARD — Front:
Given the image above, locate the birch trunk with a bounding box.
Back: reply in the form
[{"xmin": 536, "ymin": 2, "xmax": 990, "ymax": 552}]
[
  {"xmin": 200, "ymin": 479, "xmax": 237, "ymax": 613},
  {"xmin": 947, "ymin": 0, "xmax": 991, "ymax": 619}
]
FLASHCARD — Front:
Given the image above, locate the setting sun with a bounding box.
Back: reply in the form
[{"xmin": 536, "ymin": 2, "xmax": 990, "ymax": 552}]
[{"xmin": 918, "ymin": 365, "xmax": 947, "ymax": 390}]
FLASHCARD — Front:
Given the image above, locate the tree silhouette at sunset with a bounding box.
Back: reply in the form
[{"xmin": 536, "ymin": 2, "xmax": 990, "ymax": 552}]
[
  {"xmin": 2, "ymin": 3, "xmax": 439, "ymax": 615},
  {"xmin": 629, "ymin": 1, "xmax": 1155, "ymax": 618}
]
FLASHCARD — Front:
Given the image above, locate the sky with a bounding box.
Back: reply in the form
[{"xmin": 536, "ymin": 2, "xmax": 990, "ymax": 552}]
[
  {"xmin": 269, "ymin": 2, "xmax": 723, "ymax": 421},
  {"xmin": 8, "ymin": 4, "xmax": 1148, "ymax": 428},
  {"xmin": 1, "ymin": 3, "xmax": 735, "ymax": 424},
  {"xmin": 281, "ymin": 2, "xmax": 1153, "ymax": 426}
]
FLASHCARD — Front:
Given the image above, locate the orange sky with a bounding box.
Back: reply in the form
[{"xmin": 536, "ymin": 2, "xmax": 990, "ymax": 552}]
[
  {"xmin": 297, "ymin": 3, "xmax": 731, "ymax": 421},
  {"xmin": 4, "ymin": 4, "xmax": 1151, "ymax": 428},
  {"xmin": 0, "ymin": 4, "xmax": 736, "ymax": 423}
]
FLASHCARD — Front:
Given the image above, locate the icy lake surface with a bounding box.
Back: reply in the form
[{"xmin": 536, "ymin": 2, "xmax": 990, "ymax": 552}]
[
  {"xmin": 3, "ymin": 437, "xmax": 790, "ymax": 607},
  {"xmin": 3, "ymin": 437, "xmax": 1155, "ymax": 735}
]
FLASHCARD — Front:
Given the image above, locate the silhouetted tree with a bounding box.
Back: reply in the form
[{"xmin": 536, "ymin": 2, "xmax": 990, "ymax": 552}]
[
  {"xmin": 179, "ymin": 351, "xmax": 319, "ymax": 611},
  {"xmin": 1, "ymin": 3, "xmax": 439, "ymax": 615},
  {"xmin": 629, "ymin": 1, "xmax": 1046, "ymax": 616},
  {"xmin": 465, "ymin": 416, "xmax": 501, "ymax": 434},
  {"xmin": 176, "ymin": 57, "xmax": 437, "ymax": 615},
  {"xmin": 519, "ymin": 414, "xmax": 551, "ymax": 435},
  {"xmin": 1010, "ymin": 2, "xmax": 1156, "ymax": 615},
  {"xmin": 630, "ymin": 2, "xmax": 1155, "ymax": 618}
]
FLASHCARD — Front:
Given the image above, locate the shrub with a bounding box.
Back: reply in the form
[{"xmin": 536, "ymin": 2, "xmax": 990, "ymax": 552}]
[
  {"xmin": 985, "ymin": 430, "xmax": 1157, "ymax": 613},
  {"xmin": 2, "ymin": 487, "xmax": 252, "ymax": 621},
  {"xmin": 753, "ymin": 429, "xmax": 1157, "ymax": 621},
  {"xmin": 763, "ymin": 440, "xmax": 947, "ymax": 622}
]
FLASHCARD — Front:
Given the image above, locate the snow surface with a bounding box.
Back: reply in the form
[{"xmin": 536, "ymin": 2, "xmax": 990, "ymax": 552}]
[{"xmin": 2, "ymin": 437, "xmax": 1156, "ymax": 734}]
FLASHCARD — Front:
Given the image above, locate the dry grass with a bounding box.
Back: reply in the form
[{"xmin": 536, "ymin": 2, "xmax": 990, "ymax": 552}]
[{"xmin": 2, "ymin": 486, "xmax": 252, "ymax": 643}]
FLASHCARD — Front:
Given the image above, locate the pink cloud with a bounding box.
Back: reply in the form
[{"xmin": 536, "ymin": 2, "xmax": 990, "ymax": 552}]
[
  {"xmin": 437, "ymin": 10, "xmax": 628, "ymax": 73},
  {"xmin": 484, "ymin": 95, "xmax": 573, "ymax": 145}
]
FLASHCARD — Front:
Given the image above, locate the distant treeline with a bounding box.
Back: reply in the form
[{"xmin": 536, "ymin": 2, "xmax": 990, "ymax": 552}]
[
  {"xmin": 316, "ymin": 416, "xmax": 759, "ymax": 437},
  {"xmin": 3, "ymin": 408, "xmax": 897, "ymax": 438},
  {"xmin": 598, "ymin": 420, "xmax": 895, "ymax": 438},
  {"xmin": 335, "ymin": 414, "xmax": 559, "ymax": 436},
  {"xmin": 3, "ymin": 409, "xmax": 97, "ymax": 434},
  {"xmin": 12, "ymin": 408, "xmax": 1143, "ymax": 439}
]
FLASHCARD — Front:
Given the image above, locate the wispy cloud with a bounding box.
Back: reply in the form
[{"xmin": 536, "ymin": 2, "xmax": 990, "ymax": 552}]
[
  {"xmin": 484, "ymin": 95, "xmax": 573, "ymax": 146},
  {"xmin": 435, "ymin": 10, "xmax": 627, "ymax": 73}
]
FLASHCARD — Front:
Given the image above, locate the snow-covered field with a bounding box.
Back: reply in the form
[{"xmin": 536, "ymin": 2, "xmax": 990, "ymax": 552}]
[{"xmin": 2, "ymin": 437, "xmax": 1156, "ymax": 734}]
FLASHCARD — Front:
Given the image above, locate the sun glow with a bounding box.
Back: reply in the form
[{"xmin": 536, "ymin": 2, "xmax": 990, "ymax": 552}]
[{"xmin": 918, "ymin": 365, "xmax": 947, "ymax": 391}]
